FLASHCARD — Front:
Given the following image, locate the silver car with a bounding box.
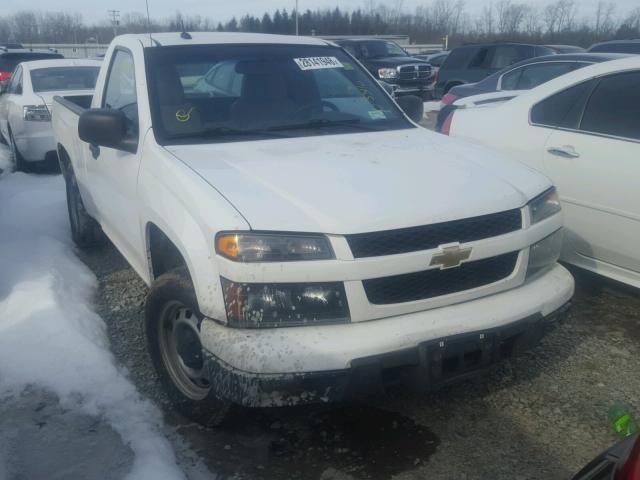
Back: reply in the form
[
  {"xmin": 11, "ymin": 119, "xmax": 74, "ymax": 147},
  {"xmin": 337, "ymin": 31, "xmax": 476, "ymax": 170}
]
[{"xmin": 0, "ymin": 59, "xmax": 101, "ymax": 171}]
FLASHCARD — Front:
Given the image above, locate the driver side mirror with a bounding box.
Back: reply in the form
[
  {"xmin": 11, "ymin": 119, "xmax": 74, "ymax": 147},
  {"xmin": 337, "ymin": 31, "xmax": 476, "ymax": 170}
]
[
  {"xmin": 78, "ymin": 108, "xmax": 136, "ymax": 153},
  {"xmin": 396, "ymin": 95, "xmax": 424, "ymax": 124}
]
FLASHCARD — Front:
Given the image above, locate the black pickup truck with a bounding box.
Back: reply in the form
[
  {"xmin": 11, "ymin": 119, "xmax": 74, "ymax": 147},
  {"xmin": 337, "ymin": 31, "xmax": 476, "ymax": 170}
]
[{"xmin": 334, "ymin": 39, "xmax": 434, "ymax": 100}]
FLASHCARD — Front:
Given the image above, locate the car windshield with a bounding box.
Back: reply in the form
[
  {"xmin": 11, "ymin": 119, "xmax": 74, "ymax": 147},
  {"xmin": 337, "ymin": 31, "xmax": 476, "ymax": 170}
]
[
  {"xmin": 145, "ymin": 44, "xmax": 412, "ymax": 144},
  {"xmin": 359, "ymin": 40, "xmax": 407, "ymax": 59},
  {"xmin": 30, "ymin": 66, "xmax": 100, "ymax": 92}
]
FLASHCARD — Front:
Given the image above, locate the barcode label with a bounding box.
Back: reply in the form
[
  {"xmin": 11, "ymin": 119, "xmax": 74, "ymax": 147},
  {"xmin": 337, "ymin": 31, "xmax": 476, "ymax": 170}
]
[{"xmin": 294, "ymin": 57, "xmax": 344, "ymax": 70}]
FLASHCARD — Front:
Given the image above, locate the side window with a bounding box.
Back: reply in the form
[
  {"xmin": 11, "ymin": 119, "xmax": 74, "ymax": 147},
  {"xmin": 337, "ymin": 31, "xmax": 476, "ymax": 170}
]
[
  {"xmin": 7, "ymin": 66, "xmax": 22, "ymax": 94},
  {"xmin": 442, "ymin": 47, "xmax": 475, "ymax": 70},
  {"xmin": 500, "ymin": 67, "xmax": 524, "ymax": 90},
  {"xmin": 530, "ymin": 79, "xmax": 595, "ymax": 129},
  {"xmin": 490, "ymin": 46, "xmax": 527, "ymax": 70},
  {"xmin": 103, "ymin": 49, "xmax": 138, "ymax": 143},
  {"xmin": 516, "ymin": 62, "xmax": 575, "ymax": 90},
  {"xmin": 580, "ymin": 71, "xmax": 640, "ymax": 141},
  {"xmin": 469, "ymin": 48, "xmax": 490, "ymax": 69}
]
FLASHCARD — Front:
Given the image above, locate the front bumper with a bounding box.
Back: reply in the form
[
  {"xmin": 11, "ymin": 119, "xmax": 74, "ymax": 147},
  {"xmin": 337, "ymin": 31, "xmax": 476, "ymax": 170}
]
[
  {"xmin": 204, "ymin": 302, "xmax": 571, "ymax": 407},
  {"xmin": 201, "ymin": 264, "xmax": 574, "ymax": 406}
]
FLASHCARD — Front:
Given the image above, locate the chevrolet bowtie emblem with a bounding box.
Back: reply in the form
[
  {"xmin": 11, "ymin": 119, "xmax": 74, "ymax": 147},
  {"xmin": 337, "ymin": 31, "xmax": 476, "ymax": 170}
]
[{"xmin": 430, "ymin": 244, "xmax": 472, "ymax": 269}]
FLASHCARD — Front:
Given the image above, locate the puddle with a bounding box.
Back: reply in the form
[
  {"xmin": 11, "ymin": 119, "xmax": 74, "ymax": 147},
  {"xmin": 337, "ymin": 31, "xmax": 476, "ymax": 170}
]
[
  {"xmin": 292, "ymin": 404, "xmax": 440, "ymax": 479},
  {"xmin": 182, "ymin": 404, "xmax": 439, "ymax": 480}
]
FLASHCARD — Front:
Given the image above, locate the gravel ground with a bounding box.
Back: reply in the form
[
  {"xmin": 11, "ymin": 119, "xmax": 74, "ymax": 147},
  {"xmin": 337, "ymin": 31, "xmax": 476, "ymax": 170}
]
[{"xmin": 77, "ymin": 241, "xmax": 640, "ymax": 480}]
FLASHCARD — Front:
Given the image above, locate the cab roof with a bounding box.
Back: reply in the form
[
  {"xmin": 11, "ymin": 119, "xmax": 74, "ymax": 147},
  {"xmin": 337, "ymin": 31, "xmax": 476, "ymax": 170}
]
[{"xmin": 118, "ymin": 32, "xmax": 333, "ymax": 48}]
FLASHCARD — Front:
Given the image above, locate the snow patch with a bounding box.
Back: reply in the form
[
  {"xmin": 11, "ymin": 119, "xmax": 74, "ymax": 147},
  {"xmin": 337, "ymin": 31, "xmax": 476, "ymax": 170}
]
[{"xmin": 0, "ymin": 168, "xmax": 185, "ymax": 480}]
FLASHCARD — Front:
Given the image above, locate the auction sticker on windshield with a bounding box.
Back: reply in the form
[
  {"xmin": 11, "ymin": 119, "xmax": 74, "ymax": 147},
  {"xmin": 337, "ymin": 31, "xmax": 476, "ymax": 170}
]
[{"xmin": 294, "ymin": 57, "xmax": 344, "ymax": 70}]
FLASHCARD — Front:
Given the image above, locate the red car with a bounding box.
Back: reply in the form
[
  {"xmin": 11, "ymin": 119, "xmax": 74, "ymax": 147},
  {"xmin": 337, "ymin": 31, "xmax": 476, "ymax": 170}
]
[{"xmin": 572, "ymin": 433, "xmax": 639, "ymax": 480}]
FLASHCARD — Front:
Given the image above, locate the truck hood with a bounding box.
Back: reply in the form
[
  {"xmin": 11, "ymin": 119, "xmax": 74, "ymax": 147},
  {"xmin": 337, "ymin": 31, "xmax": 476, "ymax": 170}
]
[{"xmin": 165, "ymin": 128, "xmax": 550, "ymax": 234}]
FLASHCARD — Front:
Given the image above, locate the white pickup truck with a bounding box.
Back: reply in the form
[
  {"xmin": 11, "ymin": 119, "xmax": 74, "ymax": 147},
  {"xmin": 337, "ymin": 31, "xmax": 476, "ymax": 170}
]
[{"xmin": 52, "ymin": 32, "xmax": 573, "ymax": 426}]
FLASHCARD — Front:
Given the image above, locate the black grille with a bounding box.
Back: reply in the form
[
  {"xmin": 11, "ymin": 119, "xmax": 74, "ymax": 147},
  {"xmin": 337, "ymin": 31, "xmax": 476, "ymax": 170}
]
[
  {"xmin": 363, "ymin": 251, "xmax": 519, "ymax": 305},
  {"xmin": 346, "ymin": 209, "xmax": 522, "ymax": 258}
]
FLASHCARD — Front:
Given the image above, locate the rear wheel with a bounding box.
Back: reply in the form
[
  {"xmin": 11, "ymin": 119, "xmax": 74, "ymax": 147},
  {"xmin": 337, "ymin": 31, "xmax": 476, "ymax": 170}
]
[
  {"xmin": 8, "ymin": 130, "xmax": 27, "ymax": 172},
  {"xmin": 145, "ymin": 267, "xmax": 230, "ymax": 427},
  {"xmin": 65, "ymin": 172, "xmax": 105, "ymax": 248}
]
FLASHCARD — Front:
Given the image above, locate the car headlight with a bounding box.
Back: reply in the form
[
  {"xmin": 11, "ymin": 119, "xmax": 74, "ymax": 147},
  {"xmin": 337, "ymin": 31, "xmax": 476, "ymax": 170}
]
[
  {"xmin": 528, "ymin": 187, "xmax": 561, "ymax": 224},
  {"xmin": 527, "ymin": 229, "xmax": 563, "ymax": 278},
  {"xmin": 216, "ymin": 232, "xmax": 334, "ymax": 262},
  {"xmin": 23, "ymin": 105, "xmax": 51, "ymax": 122},
  {"xmin": 220, "ymin": 278, "xmax": 350, "ymax": 328},
  {"xmin": 378, "ymin": 68, "xmax": 398, "ymax": 80}
]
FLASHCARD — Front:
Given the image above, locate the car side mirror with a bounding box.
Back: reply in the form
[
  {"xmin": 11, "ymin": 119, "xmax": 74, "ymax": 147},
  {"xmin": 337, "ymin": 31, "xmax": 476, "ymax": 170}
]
[
  {"xmin": 78, "ymin": 109, "xmax": 135, "ymax": 153},
  {"xmin": 396, "ymin": 95, "xmax": 424, "ymax": 124}
]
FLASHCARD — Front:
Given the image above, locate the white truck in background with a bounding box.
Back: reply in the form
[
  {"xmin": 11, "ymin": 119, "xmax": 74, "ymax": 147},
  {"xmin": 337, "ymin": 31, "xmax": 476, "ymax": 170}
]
[{"xmin": 52, "ymin": 32, "xmax": 573, "ymax": 426}]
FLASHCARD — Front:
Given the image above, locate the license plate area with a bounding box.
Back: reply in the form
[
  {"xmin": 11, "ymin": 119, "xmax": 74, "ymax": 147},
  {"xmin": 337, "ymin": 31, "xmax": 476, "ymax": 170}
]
[{"xmin": 423, "ymin": 332, "xmax": 497, "ymax": 387}]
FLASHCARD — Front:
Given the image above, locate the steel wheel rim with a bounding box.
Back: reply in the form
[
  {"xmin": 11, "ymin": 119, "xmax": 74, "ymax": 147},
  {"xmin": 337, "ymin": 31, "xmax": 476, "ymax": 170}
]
[{"xmin": 158, "ymin": 301, "xmax": 210, "ymax": 400}]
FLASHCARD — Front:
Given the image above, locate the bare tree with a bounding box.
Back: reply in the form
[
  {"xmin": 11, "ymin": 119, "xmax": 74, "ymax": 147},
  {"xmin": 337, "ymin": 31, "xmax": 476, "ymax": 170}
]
[{"xmin": 594, "ymin": 1, "xmax": 616, "ymax": 37}]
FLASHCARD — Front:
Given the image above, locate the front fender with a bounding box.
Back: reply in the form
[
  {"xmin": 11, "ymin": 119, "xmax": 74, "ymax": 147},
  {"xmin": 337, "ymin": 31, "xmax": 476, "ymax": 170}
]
[{"xmin": 137, "ymin": 138, "xmax": 250, "ymax": 320}]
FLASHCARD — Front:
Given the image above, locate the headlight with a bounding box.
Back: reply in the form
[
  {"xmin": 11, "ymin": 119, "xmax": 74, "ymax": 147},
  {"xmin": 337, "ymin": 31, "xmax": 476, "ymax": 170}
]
[
  {"xmin": 528, "ymin": 187, "xmax": 561, "ymax": 224},
  {"xmin": 527, "ymin": 229, "xmax": 563, "ymax": 278},
  {"xmin": 220, "ymin": 278, "xmax": 350, "ymax": 328},
  {"xmin": 23, "ymin": 105, "xmax": 51, "ymax": 122},
  {"xmin": 378, "ymin": 68, "xmax": 398, "ymax": 80},
  {"xmin": 216, "ymin": 232, "xmax": 334, "ymax": 262}
]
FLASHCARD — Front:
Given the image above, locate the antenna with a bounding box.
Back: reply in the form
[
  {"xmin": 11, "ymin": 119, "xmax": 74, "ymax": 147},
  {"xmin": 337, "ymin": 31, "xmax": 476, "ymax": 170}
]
[{"xmin": 145, "ymin": 0, "xmax": 153, "ymax": 46}]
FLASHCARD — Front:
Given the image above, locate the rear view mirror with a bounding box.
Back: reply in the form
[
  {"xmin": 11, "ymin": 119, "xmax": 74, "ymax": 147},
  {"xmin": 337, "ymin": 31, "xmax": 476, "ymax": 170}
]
[
  {"xmin": 396, "ymin": 95, "xmax": 424, "ymax": 124},
  {"xmin": 78, "ymin": 109, "xmax": 135, "ymax": 153}
]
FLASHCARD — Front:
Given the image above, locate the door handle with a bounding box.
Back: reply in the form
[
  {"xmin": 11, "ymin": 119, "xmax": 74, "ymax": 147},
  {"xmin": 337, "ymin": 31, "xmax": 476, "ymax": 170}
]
[
  {"xmin": 89, "ymin": 143, "xmax": 100, "ymax": 159},
  {"xmin": 547, "ymin": 145, "xmax": 580, "ymax": 158}
]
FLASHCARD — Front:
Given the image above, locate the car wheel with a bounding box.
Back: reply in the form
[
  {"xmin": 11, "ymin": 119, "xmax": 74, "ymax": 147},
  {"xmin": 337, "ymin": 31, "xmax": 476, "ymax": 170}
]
[
  {"xmin": 145, "ymin": 267, "xmax": 230, "ymax": 427},
  {"xmin": 8, "ymin": 130, "xmax": 27, "ymax": 172},
  {"xmin": 65, "ymin": 172, "xmax": 105, "ymax": 248}
]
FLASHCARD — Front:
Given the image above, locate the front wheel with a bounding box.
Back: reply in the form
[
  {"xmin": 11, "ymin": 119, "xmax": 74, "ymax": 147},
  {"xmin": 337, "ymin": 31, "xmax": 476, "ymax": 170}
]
[{"xmin": 145, "ymin": 267, "xmax": 230, "ymax": 427}]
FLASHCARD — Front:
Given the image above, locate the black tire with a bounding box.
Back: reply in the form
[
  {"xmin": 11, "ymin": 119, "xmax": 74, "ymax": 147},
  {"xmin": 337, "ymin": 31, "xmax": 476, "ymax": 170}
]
[
  {"xmin": 8, "ymin": 130, "xmax": 27, "ymax": 172},
  {"xmin": 65, "ymin": 172, "xmax": 105, "ymax": 248},
  {"xmin": 145, "ymin": 267, "xmax": 230, "ymax": 427}
]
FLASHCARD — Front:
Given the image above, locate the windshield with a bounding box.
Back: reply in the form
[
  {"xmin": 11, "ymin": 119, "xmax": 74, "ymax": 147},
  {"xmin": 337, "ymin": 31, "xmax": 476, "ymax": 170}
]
[
  {"xmin": 359, "ymin": 41, "xmax": 407, "ymax": 59},
  {"xmin": 145, "ymin": 44, "xmax": 412, "ymax": 144},
  {"xmin": 30, "ymin": 66, "xmax": 99, "ymax": 92}
]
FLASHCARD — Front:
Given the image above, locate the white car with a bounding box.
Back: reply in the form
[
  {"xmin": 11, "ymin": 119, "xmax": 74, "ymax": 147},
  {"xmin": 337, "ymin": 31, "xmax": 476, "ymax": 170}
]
[
  {"xmin": 52, "ymin": 33, "xmax": 573, "ymax": 425},
  {"xmin": 446, "ymin": 56, "xmax": 640, "ymax": 288},
  {"xmin": 0, "ymin": 59, "xmax": 101, "ymax": 170}
]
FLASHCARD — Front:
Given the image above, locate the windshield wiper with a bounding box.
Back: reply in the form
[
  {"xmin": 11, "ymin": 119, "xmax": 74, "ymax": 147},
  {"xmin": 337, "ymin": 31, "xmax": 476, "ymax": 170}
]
[
  {"xmin": 168, "ymin": 126, "xmax": 283, "ymax": 140},
  {"xmin": 266, "ymin": 117, "xmax": 367, "ymax": 132}
]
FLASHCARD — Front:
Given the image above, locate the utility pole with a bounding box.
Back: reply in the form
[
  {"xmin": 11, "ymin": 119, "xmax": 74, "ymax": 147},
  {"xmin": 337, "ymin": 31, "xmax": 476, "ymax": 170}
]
[
  {"xmin": 108, "ymin": 10, "xmax": 120, "ymax": 38},
  {"xmin": 295, "ymin": 0, "xmax": 299, "ymax": 35}
]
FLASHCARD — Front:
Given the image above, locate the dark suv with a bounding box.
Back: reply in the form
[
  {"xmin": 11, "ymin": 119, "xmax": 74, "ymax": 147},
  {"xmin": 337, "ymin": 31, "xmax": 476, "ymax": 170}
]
[
  {"xmin": 0, "ymin": 49, "xmax": 64, "ymax": 83},
  {"xmin": 334, "ymin": 39, "xmax": 434, "ymax": 100},
  {"xmin": 588, "ymin": 39, "xmax": 640, "ymax": 53},
  {"xmin": 434, "ymin": 43, "xmax": 555, "ymax": 99}
]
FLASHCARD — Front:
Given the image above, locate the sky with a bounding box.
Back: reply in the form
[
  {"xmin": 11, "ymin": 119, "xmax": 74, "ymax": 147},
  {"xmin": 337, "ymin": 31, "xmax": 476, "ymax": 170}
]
[{"xmin": 0, "ymin": 0, "xmax": 638, "ymax": 24}]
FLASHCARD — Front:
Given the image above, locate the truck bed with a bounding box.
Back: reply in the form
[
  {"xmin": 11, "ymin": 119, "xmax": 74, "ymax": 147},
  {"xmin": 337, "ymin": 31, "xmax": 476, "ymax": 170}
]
[{"xmin": 52, "ymin": 94, "xmax": 93, "ymax": 176}]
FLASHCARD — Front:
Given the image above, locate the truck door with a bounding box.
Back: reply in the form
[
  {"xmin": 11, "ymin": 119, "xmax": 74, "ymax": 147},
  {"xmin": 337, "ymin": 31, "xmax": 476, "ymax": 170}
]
[{"xmin": 85, "ymin": 47, "xmax": 147, "ymax": 274}]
